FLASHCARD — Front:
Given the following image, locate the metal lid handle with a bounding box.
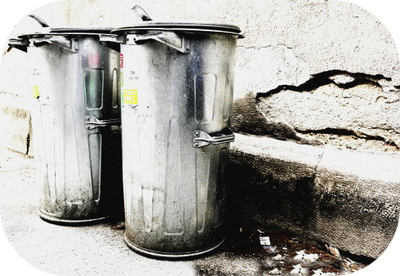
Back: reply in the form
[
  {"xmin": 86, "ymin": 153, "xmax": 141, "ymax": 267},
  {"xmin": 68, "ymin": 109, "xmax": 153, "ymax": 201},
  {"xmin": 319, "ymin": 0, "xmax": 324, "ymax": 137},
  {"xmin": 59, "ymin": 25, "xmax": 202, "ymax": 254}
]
[
  {"xmin": 132, "ymin": 5, "xmax": 153, "ymax": 21},
  {"xmin": 28, "ymin": 14, "xmax": 50, "ymax": 28}
]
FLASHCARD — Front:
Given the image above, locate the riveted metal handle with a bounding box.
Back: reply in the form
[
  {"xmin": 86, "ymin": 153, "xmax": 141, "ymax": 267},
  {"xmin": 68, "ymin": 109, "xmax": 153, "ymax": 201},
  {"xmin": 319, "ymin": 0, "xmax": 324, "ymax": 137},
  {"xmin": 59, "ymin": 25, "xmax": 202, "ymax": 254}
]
[
  {"xmin": 28, "ymin": 14, "xmax": 50, "ymax": 28},
  {"xmin": 126, "ymin": 32, "xmax": 190, "ymax": 54},
  {"xmin": 85, "ymin": 116, "xmax": 121, "ymax": 130},
  {"xmin": 132, "ymin": 5, "xmax": 153, "ymax": 21},
  {"xmin": 99, "ymin": 34, "xmax": 125, "ymax": 44},
  {"xmin": 31, "ymin": 35, "xmax": 79, "ymax": 53},
  {"xmin": 99, "ymin": 34, "xmax": 124, "ymax": 51},
  {"xmin": 8, "ymin": 38, "xmax": 28, "ymax": 52},
  {"xmin": 193, "ymin": 130, "xmax": 235, "ymax": 148}
]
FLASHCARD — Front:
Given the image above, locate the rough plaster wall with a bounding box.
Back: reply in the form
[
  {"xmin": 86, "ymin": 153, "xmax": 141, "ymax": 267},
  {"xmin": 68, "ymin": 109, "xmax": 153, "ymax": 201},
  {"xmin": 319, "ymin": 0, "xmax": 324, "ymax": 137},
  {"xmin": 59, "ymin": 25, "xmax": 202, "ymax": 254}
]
[
  {"xmin": 255, "ymin": 71, "xmax": 400, "ymax": 152},
  {"xmin": 1, "ymin": 0, "xmax": 399, "ymax": 154},
  {"xmin": 233, "ymin": 92, "xmax": 400, "ymax": 155},
  {"xmin": 63, "ymin": 0, "xmax": 400, "ymax": 94},
  {"xmin": 0, "ymin": 1, "xmax": 67, "ymax": 96}
]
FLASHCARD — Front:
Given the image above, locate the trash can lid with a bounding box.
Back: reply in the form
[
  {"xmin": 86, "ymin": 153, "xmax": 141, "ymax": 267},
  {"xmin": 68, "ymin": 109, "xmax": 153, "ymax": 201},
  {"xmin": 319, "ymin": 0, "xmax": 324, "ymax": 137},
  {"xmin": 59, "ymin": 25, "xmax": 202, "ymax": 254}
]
[
  {"xmin": 18, "ymin": 28, "xmax": 115, "ymax": 38},
  {"xmin": 112, "ymin": 22, "xmax": 242, "ymax": 36}
]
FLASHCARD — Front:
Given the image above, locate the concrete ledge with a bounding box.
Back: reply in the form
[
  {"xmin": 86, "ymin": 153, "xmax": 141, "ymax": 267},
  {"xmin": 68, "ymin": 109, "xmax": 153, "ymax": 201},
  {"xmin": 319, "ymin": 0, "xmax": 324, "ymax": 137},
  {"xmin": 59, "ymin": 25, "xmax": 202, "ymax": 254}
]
[
  {"xmin": 0, "ymin": 94, "xmax": 33, "ymax": 156},
  {"xmin": 228, "ymin": 133, "xmax": 400, "ymax": 259}
]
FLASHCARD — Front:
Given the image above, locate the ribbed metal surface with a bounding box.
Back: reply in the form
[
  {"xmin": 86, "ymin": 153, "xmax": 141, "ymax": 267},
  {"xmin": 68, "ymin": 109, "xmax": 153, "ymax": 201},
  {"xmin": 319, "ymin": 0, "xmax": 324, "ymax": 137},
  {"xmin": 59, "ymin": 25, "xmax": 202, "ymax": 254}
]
[
  {"xmin": 121, "ymin": 32, "xmax": 238, "ymax": 257},
  {"xmin": 28, "ymin": 36, "xmax": 122, "ymax": 224}
]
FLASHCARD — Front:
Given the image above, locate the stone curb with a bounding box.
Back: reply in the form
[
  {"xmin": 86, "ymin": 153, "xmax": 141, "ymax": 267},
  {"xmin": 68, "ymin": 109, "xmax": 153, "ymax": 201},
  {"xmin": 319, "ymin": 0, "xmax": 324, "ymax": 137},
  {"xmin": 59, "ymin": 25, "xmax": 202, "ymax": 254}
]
[{"xmin": 228, "ymin": 133, "xmax": 400, "ymax": 259}]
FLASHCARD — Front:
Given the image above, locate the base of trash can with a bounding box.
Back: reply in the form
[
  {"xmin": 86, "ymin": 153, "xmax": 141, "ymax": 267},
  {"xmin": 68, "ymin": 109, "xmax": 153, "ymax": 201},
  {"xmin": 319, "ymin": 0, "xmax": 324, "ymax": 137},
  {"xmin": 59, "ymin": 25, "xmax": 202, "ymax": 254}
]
[
  {"xmin": 39, "ymin": 210, "xmax": 110, "ymax": 226},
  {"xmin": 123, "ymin": 233, "xmax": 225, "ymax": 259}
]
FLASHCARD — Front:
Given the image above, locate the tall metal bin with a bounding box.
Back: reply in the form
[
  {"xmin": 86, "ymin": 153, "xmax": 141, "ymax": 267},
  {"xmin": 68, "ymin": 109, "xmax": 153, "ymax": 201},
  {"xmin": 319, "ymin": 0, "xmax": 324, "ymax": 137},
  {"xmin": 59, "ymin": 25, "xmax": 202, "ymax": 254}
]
[
  {"xmin": 9, "ymin": 26, "xmax": 123, "ymax": 225},
  {"xmin": 112, "ymin": 19, "xmax": 242, "ymax": 257}
]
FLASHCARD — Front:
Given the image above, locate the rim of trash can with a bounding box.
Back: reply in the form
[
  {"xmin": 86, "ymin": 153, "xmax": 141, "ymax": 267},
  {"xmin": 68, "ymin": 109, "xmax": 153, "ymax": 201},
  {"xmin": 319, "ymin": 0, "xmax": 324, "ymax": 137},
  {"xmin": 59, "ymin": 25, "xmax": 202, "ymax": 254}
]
[
  {"xmin": 111, "ymin": 22, "xmax": 242, "ymax": 36},
  {"xmin": 18, "ymin": 30, "xmax": 116, "ymax": 39},
  {"xmin": 18, "ymin": 27, "xmax": 115, "ymax": 38},
  {"xmin": 49, "ymin": 27, "xmax": 114, "ymax": 33}
]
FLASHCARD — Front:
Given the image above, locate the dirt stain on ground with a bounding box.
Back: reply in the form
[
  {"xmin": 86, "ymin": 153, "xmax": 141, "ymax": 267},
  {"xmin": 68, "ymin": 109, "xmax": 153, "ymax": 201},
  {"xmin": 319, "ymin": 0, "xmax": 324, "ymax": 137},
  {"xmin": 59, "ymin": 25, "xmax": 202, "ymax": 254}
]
[{"xmin": 195, "ymin": 222, "xmax": 370, "ymax": 276}]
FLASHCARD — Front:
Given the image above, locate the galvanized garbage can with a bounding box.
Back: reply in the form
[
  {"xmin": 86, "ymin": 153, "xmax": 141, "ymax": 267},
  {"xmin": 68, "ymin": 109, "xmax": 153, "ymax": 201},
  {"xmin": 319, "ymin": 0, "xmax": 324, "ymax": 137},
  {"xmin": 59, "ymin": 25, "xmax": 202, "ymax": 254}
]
[
  {"xmin": 112, "ymin": 21, "xmax": 242, "ymax": 257},
  {"xmin": 9, "ymin": 26, "xmax": 123, "ymax": 225}
]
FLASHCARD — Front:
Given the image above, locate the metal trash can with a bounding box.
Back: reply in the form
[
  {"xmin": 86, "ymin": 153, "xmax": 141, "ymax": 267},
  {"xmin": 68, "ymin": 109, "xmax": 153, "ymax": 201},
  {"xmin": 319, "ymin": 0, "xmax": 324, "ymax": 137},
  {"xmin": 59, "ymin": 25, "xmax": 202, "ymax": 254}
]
[
  {"xmin": 8, "ymin": 19, "xmax": 123, "ymax": 225},
  {"xmin": 112, "ymin": 10, "xmax": 242, "ymax": 258}
]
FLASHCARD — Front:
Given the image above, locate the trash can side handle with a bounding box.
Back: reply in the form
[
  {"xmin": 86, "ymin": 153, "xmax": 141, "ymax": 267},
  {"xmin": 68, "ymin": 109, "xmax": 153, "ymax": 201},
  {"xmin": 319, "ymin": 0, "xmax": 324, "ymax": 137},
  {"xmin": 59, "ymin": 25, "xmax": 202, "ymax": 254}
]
[
  {"xmin": 99, "ymin": 34, "xmax": 125, "ymax": 52},
  {"xmin": 85, "ymin": 116, "xmax": 121, "ymax": 130},
  {"xmin": 127, "ymin": 32, "xmax": 190, "ymax": 54},
  {"xmin": 8, "ymin": 38, "xmax": 28, "ymax": 52},
  {"xmin": 31, "ymin": 36, "xmax": 78, "ymax": 53},
  {"xmin": 193, "ymin": 130, "xmax": 235, "ymax": 148}
]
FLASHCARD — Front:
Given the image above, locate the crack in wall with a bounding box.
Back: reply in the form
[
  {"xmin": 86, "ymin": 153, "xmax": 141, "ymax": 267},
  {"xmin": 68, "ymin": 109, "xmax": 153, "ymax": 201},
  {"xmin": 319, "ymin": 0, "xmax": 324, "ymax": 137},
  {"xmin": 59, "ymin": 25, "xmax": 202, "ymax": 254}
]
[
  {"xmin": 237, "ymin": 44, "xmax": 295, "ymax": 50},
  {"xmin": 295, "ymin": 127, "xmax": 400, "ymax": 150},
  {"xmin": 25, "ymin": 133, "xmax": 30, "ymax": 155},
  {"xmin": 255, "ymin": 69, "xmax": 392, "ymax": 100},
  {"xmin": 232, "ymin": 70, "xmax": 400, "ymax": 153}
]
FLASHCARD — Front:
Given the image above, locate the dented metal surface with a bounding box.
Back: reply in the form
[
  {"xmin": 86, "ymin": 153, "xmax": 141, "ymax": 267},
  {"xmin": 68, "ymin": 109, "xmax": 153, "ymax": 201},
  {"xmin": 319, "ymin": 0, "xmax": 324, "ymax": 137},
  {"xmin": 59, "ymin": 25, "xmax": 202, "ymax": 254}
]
[
  {"xmin": 16, "ymin": 32, "xmax": 123, "ymax": 224},
  {"xmin": 116, "ymin": 26, "xmax": 240, "ymax": 257}
]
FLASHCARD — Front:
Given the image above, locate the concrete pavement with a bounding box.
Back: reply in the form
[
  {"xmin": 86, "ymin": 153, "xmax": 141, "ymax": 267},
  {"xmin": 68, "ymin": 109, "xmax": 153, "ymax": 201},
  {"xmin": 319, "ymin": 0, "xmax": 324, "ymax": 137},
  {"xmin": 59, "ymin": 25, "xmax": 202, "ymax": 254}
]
[{"xmin": 0, "ymin": 148, "xmax": 195, "ymax": 276}]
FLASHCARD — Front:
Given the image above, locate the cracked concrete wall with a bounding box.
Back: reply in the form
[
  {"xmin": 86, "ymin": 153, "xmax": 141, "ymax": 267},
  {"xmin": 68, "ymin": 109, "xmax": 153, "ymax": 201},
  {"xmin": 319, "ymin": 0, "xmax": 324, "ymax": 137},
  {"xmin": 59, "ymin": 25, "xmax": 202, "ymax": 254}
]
[
  {"xmin": 62, "ymin": 0, "xmax": 400, "ymax": 95},
  {"xmin": 253, "ymin": 71, "xmax": 400, "ymax": 152},
  {"xmin": 2, "ymin": 0, "xmax": 400, "ymax": 153}
]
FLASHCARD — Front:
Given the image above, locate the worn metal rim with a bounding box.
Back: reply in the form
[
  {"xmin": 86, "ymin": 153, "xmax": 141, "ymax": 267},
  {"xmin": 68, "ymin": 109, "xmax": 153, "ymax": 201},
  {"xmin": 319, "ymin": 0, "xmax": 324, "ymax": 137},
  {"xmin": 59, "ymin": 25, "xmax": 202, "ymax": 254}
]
[
  {"xmin": 18, "ymin": 32, "xmax": 115, "ymax": 39},
  {"xmin": 39, "ymin": 210, "xmax": 110, "ymax": 226},
  {"xmin": 49, "ymin": 27, "xmax": 114, "ymax": 33},
  {"xmin": 116, "ymin": 28, "xmax": 242, "ymax": 37},
  {"xmin": 112, "ymin": 22, "xmax": 241, "ymax": 35},
  {"xmin": 124, "ymin": 234, "xmax": 225, "ymax": 259}
]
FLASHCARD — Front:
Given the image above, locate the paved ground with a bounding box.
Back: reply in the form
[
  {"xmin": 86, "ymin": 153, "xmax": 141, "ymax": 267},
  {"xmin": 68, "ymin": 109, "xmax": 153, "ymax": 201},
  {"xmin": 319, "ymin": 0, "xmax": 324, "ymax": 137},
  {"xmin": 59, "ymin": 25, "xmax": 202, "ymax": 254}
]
[
  {"xmin": 0, "ymin": 148, "xmax": 389, "ymax": 276},
  {"xmin": 0, "ymin": 148, "xmax": 196, "ymax": 276}
]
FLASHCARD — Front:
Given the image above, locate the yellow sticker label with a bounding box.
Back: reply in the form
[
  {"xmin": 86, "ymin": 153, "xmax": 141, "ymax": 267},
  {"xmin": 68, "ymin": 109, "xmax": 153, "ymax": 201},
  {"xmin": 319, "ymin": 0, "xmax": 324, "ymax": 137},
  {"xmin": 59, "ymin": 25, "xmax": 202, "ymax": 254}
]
[
  {"xmin": 32, "ymin": 86, "xmax": 40, "ymax": 99},
  {"xmin": 123, "ymin": 90, "xmax": 138, "ymax": 105}
]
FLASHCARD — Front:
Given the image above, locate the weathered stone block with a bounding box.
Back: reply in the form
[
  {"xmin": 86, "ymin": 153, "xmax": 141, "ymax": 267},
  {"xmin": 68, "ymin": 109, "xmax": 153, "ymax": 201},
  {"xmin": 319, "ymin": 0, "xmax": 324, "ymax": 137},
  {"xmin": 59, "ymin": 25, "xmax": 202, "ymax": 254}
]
[
  {"xmin": 313, "ymin": 148, "xmax": 400, "ymax": 258},
  {"xmin": 228, "ymin": 134, "xmax": 324, "ymax": 233},
  {"xmin": 228, "ymin": 133, "xmax": 400, "ymax": 259},
  {"xmin": 0, "ymin": 94, "xmax": 33, "ymax": 155}
]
